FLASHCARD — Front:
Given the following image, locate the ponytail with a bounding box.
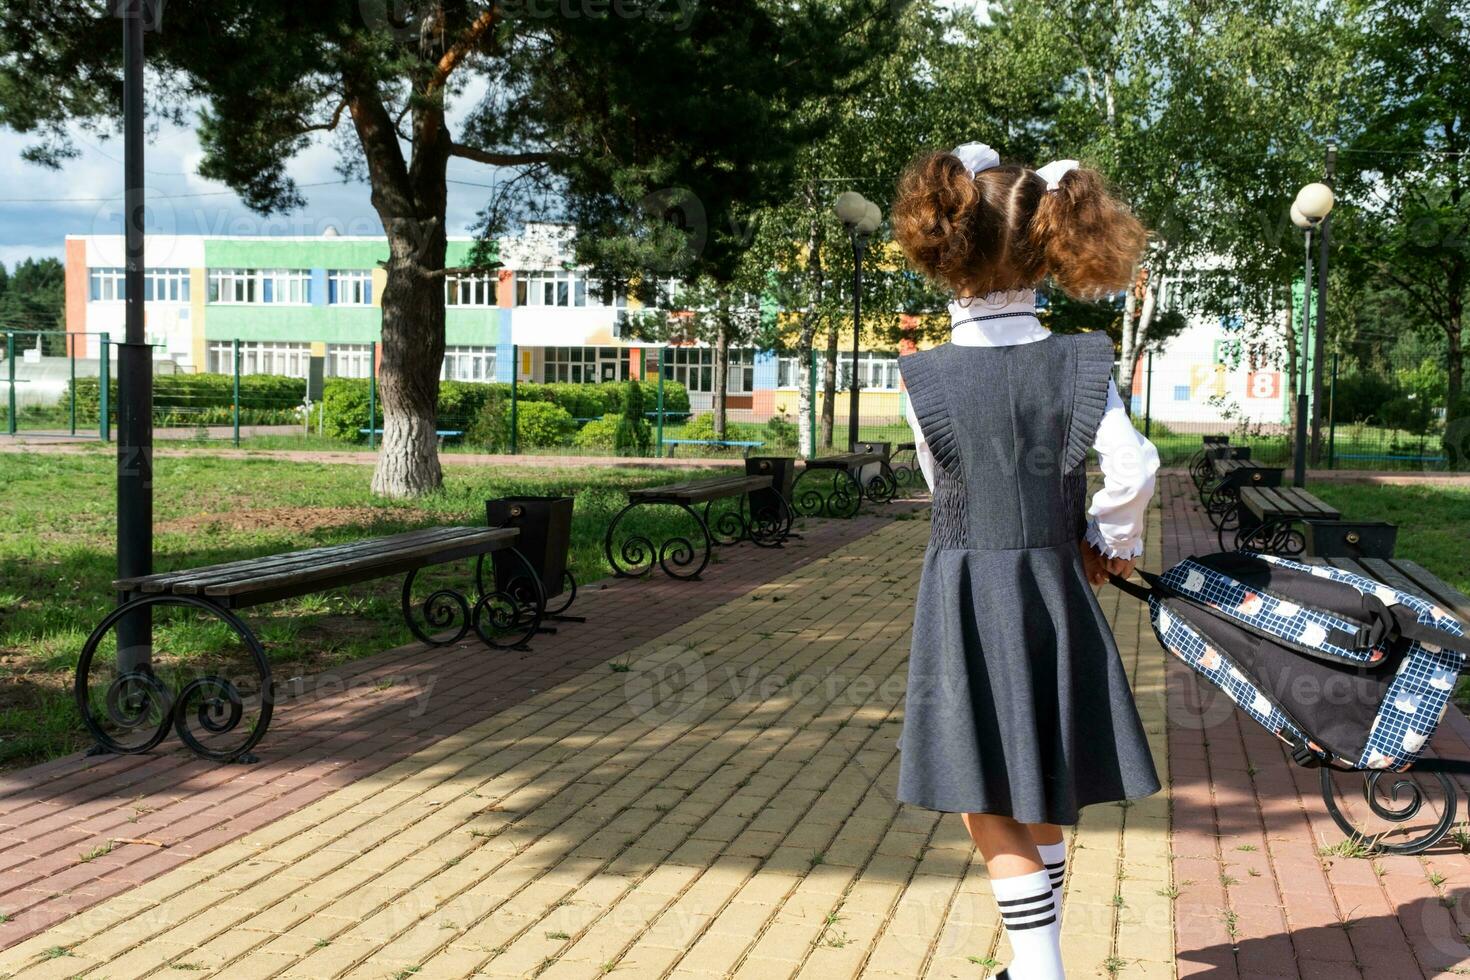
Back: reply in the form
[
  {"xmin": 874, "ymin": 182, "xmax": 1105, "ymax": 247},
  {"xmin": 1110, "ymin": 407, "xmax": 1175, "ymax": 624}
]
[
  {"xmin": 1028, "ymin": 168, "xmax": 1147, "ymax": 299},
  {"xmin": 891, "ymin": 151, "xmax": 1012, "ymax": 296}
]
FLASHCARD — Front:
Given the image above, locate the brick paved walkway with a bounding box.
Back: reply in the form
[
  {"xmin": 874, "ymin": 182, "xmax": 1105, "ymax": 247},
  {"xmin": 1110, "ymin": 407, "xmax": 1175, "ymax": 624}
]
[
  {"xmin": 1161, "ymin": 473, "xmax": 1470, "ymax": 979},
  {"xmin": 0, "ymin": 507, "xmax": 914, "ymax": 952},
  {"xmin": 0, "ymin": 505, "xmax": 1172, "ymax": 979}
]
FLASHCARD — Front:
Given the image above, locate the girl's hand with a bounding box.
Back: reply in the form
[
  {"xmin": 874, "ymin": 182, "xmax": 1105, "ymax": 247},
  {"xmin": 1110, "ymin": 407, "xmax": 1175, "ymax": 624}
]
[
  {"xmin": 1080, "ymin": 541, "xmax": 1109, "ymax": 586},
  {"xmin": 1106, "ymin": 556, "xmax": 1136, "ymax": 581}
]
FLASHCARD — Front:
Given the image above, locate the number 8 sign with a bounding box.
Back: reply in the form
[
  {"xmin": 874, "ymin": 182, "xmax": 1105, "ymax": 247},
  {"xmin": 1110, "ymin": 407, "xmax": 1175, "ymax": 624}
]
[{"xmin": 1247, "ymin": 371, "xmax": 1280, "ymax": 400}]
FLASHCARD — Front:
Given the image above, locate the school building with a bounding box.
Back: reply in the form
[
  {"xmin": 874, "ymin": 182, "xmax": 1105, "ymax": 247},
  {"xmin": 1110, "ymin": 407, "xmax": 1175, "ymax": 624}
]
[{"xmin": 61, "ymin": 224, "xmax": 914, "ymax": 423}]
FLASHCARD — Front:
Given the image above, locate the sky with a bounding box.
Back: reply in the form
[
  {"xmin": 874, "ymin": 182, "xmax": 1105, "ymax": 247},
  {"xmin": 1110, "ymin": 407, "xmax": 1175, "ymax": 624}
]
[{"xmin": 0, "ymin": 84, "xmax": 503, "ymax": 269}]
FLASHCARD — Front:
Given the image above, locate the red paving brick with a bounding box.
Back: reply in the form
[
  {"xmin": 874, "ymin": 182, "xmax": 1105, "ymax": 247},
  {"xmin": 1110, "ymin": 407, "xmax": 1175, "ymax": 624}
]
[
  {"xmin": 0, "ymin": 503, "xmax": 919, "ymax": 950},
  {"xmin": 1160, "ymin": 472, "xmax": 1470, "ymax": 978}
]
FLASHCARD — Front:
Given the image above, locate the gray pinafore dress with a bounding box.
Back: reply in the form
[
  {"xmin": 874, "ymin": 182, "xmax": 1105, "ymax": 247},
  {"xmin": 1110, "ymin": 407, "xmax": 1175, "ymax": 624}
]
[{"xmin": 897, "ymin": 331, "xmax": 1160, "ymax": 824}]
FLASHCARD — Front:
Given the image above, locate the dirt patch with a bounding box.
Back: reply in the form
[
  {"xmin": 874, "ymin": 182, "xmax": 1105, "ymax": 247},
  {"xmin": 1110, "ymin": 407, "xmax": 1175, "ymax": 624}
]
[{"xmin": 158, "ymin": 506, "xmax": 399, "ymax": 537}]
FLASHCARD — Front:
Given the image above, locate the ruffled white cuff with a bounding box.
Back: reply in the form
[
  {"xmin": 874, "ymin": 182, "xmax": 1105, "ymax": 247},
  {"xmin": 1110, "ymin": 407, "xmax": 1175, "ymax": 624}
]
[{"xmin": 1085, "ymin": 518, "xmax": 1145, "ymax": 560}]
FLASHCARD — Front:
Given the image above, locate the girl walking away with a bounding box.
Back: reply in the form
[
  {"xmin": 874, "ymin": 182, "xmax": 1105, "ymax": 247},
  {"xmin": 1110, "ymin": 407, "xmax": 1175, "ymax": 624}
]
[{"xmin": 890, "ymin": 142, "xmax": 1162, "ymax": 979}]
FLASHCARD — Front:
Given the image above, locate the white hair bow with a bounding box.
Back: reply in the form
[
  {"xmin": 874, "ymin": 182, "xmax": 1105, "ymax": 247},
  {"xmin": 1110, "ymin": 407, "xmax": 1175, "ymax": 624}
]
[
  {"xmin": 951, "ymin": 141, "xmax": 1000, "ymax": 177},
  {"xmin": 1035, "ymin": 159, "xmax": 1080, "ymax": 191}
]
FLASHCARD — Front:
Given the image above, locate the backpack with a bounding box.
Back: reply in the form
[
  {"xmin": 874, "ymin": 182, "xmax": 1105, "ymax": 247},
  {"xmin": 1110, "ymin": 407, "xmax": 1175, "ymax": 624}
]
[{"xmin": 1111, "ymin": 551, "xmax": 1469, "ymax": 772}]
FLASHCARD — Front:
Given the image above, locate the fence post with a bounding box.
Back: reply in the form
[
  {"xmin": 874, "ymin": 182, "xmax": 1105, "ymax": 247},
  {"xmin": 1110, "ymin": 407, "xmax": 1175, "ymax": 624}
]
[
  {"xmin": 98, "ymin": 331, "xmax": 111, "ymax": 442},
  {"xmin": 509, "ymin": 344, "xmax": 519, "ymax": 455},
  {"xmin": 1327, "ymin": 352, "xmax": 1337, "ymax": 470},
  {"xmin": 368, "ymin": 341, "xmax": 377, "ymax": 450},
  {"xmin": 656, "ymin": 346, "xmax": 666, "ymax": 456},
  {"xmin": 69, "ymin": 340, "xmax": 77, "ymax": 436},
  {"xmin": 808, "ymin": 347, "xmax": 818, "ymax": 459},
  {"xmin": 5, "ymin": 332, "xmax": 15, "ymax": 437},
  {"xmin": 1143, "ymin": 350, "xmax": 1153, "ymax": 439},
  {"xmin": 232, "ymin": 338, "xmax": 242, "ymax": 447}
]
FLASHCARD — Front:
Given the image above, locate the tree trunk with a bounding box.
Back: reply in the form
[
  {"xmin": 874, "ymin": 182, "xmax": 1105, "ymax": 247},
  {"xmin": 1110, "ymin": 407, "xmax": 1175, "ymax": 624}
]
[
  {"xmin": 1118, "ymin": 269, "xmax": 1142, "ymax": 413},
  {"xmin": 712, "ymin": 318, "xmax": 730, "ymax": 440},
  {"xmin": 371, "ymin": 230, "xmax": 447, "ymax": 497},
  {"xmin": 796, "ymin": 201, "xmax": 824, "ymax": 459},
  {"xmin": 820, "ymin": 325, "xmax": 838, "ymax": 449},
  {"xmin": 1445, "ymin": 307, "xmax": 1465, "ymax": 469}
]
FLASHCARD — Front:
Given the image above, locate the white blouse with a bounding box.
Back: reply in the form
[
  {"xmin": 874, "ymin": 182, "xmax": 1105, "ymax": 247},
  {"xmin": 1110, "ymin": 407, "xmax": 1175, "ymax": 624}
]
[{"xmin": 903, "ymin": 291, "xmax": 1159, "ymax": 559}]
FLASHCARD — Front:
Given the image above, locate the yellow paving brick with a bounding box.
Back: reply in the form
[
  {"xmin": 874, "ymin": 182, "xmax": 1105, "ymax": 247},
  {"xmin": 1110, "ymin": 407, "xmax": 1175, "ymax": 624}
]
[{"xmin": 0, "ymin": 508, "xmax": 1176, "ymax": 980}]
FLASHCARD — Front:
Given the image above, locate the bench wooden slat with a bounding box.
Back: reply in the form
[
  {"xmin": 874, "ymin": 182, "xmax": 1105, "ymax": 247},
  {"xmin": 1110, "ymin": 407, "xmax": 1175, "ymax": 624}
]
[
  {"xmin": 119, "ymin": 527, "xmax": 472, "ymax": 593},
  {"xmin": 630, "ymin": 475, "xmax": 772, "ymax": 505},
  {"xmin": 1386, "ymin": 560, "xmax": 1470, "ymax": 624},
  {"xmin": 804, "ymin": 452, "xmax": 881, "ymax": 468},
  {"xmin": 197, "ymin": 527, "xmax": 518, "ymax": 599}
]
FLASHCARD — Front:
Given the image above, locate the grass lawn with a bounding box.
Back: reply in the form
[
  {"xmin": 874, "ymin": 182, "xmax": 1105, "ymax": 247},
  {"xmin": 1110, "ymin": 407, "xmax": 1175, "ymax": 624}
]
[
  {"xmin": 0, "ymin": 452, "xmax": 735, "ymax": 771},
  {"xmin": 1307, "ymin": 481, "xmax": 1470, "ymax": 595},
  {"xmin": 1309, "ymin": 480, "xmax": 1470, "ymax": 711}
]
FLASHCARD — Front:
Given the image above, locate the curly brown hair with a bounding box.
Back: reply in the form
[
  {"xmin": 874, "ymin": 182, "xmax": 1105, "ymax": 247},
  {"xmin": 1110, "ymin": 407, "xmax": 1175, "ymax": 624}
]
[{"xmin": 891, "ymin": 151, "xmax": 1147, "ymax": 300}]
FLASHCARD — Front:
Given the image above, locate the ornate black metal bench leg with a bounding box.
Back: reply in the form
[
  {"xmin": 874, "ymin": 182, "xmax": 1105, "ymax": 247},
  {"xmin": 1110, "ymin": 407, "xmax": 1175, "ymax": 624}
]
[
  {"xmin": 604, "ymin": 499, "xmax": 714, "ymax": 580},
  {"xmin": 742, "ymin": 490, "xmax": 795, "ymax": 548},
  {"xmin": 703, "ymin": 499, "xmax": 750, "ymax": 547},
  {"xmin": 792, "ymin": 468, "xmax": 860, "ymax": 519},
  {"xmin": 474, "ymin": 547, "xmax": 545, "ymax": 650},
  {"xmin": 545, "ymin": 571, "xmax": 585, "ymax": 623},
  {"xmin": 75, "ymin": 594, "xmax": 273, "ymax": 764},
  {"xmin": 1319, "ymin": 766, "xmax": 1458, "ymax": 855}
]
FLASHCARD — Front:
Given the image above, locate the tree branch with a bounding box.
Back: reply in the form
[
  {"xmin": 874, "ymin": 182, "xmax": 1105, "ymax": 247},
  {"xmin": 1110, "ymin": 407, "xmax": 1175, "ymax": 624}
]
[
  {"xmin": 447, "ymin": 142, "xmax": 556, "ymax": 167},
  {"xmin": 427, "ymin": 7, "xmax": 498, "ymax": 96}
]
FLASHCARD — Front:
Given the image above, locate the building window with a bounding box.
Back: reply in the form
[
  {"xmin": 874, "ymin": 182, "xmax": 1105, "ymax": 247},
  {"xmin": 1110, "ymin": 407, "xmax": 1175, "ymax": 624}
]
[
  {"xmin": 445, "ymin": 272, "xmax": 495, "ymax": 307},
  {"xmin": 837, "ymin": 352, "xmax": 899, "ymax": 391},
  {"xmin": 143, "ymin": 268, "xmax": 190, "ymax": 302},
  {"xmin": 207, "ymin": 269, "xmax": 311, "ymax": 304},
  {"xmin": 776, "ymin": 356, "xmax": 801, "ymax": 388},
  {"xmin": 664, "ymin": 346, "xmax": 713, "ymax": 392},
  {"xmin": 327, "ymin": 343, "xmax": 374, "ymax": 379},
  {"xmin": 729, "ymin": 350, "xmax": 754, "ymax": 394},
  {"xmin": 328, "ymin": 270, "xmax": 373, "ymax": 306},
  {"xmin": 544, "ymin": 346, "xmax": 597, "ymax": 383},
  {"xmin": 89, "ymin": 268, "xmax": 125, "ymax": 302},
  {"xmin": 1174, "ymin": 385, "xmax": 1191, "ymax": 401},
  {"xmin": 514, "ymin": 270, "xmax": 620, "ymax": 308},
  {"xmin": 207, "ymin": 341, "xmax": 312, "ymax": 377},
  {"xmin": 442, "ymin": 346, "xmax": 497, "ymax": 381}
]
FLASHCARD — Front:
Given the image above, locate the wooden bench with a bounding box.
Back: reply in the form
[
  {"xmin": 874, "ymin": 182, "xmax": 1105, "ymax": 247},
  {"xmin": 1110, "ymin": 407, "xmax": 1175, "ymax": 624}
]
[
  {"xmin": 1228, "ymin": 486, "xmax": 1341, "ymax": 553},
  {"xmin": 74, "ymin": 527, "xmax": 544, "ymax": 764},
  {"xmin": 662, "ymin": 438, "xmax": 765, "ymax": 457},
  {"xmin": 1202, "ymin": 459, "xmax": 1285, "ymax": 532},
  {"xmin": 604, "ymin": 474, "xmax": 792, "ymax": 580},
  {"xmin": 793, "ymin": 451, "xmax": 892, "ymax": 518},
  {"xmin": 360, "ymin": 427, "xmax": 464, "ymax": 448}
]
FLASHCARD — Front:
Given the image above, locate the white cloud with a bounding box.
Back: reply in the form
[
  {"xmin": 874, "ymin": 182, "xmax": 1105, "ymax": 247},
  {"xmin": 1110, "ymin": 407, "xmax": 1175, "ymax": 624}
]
[{"xmin": 0, "ymin": 82, "xmax": 513, "ymax": 267}]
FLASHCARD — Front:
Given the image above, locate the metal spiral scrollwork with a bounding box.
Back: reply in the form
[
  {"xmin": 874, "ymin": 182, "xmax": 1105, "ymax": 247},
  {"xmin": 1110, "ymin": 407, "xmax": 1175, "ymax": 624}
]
[
  {"xmin": 74, "ymin": 594, "xmax": 273, "ymax": 764},
  {"xmin": 742, "ymin": 492, "xmax": 794, "ymax": 549},
  {"xmin": 792, "ymin": 467, "xmax": 862, "ymax": 519},
  {"xmin": 174, "ymin": 674, "xmax": 266, "ymax": 763},
  {"xmin": 1319, "ymin": 767, "xmax": 1458, "ymax": 855},
  {"xmin": 545, "ymin": 571, "xmax": 578, "ymax": 616},
  {"xmin": 1233, "ymin": 516, "xmax": 1306, "ymax": 556},
  {"xmin": 865, "ymin": 465, "xmax": 898, "ymax": 504},
  {"xmin": 604, "ymin": 500, "xmax": 713, "ymax": 580},
  {"xmin": 704, "ymin": 502, "xmax": 749, "ymax": 547},
  {"xmin": 400, "ymin": 575, "xmax": 473, "ymax": 647}
]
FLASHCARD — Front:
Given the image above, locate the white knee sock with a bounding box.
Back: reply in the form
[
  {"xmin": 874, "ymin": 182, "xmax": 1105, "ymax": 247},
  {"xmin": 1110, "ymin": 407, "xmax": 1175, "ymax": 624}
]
[
  {"xmin": 1037, "ymin": 839, "xmax": 1067, "ymax": 922},
  {"xmin": 991, "ymin": 869, "xmax": 1065, "ymax": 979}
]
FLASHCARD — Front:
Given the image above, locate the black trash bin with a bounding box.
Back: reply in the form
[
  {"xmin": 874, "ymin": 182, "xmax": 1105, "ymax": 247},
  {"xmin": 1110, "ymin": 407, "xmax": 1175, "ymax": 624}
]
[
  {"xmin": 745, "ymin": 456, "xmax": 797, "ymax": 539},
  {"xmin": 1304, "ymin": 520, "xmax": 1398, "ymax": 559},
  {"xmin": 485, "ymin": 495, "xmax": 579, "ymax": 617}
]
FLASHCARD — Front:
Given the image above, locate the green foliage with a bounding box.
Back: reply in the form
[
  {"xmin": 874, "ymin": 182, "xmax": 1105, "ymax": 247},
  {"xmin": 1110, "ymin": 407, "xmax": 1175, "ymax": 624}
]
[
  {"xmin": 573, "ymin": 414, "xmax": 622, "ymax": 451},
  {"xmin": 0, "ymin": 258, "xmax": 64, "ymax": 347},
  {"xmin": 510, "ymin": 401, "xmax": 576, "ymax": 449},
  {"xmin": 683, "ymin": 413, "xmax": 719, "ymax": 442},
  {"xmin": 69, "ymin": 373, "xmax": 306, "ymax": 426},
  {"xmin": 614, "ymin": 380, "xmax": 650, "ymax": 456},
  {"xmin": 764, "ymin": 412, "xmax": 798, "ymax": 447}
]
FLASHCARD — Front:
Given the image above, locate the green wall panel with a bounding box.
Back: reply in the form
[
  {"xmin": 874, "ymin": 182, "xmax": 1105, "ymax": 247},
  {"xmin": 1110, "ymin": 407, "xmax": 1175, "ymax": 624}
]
[
  {"xmin": 204, "ymin": 239, "xmax": 390, "ymax": 269},
  {"xmin": 205, "ymin": 305, "xmax": 502, "ymax": 346}
]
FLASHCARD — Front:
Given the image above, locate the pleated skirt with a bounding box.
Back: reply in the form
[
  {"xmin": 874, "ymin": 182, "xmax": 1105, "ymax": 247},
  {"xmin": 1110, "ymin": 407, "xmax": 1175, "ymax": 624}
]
[{"xmin": 897, "ymin": 541, "xmax": 1161, "ymax": 825}]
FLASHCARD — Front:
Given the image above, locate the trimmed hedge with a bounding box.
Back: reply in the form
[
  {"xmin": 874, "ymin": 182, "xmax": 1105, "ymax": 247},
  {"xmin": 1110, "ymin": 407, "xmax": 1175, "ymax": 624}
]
[
  {"xmin": 64, "ymin": 372, "xmax": 690, "ymax": 444},
  {"xmin": 69, "ymin": 374, "xmax": 306, "ymax": 426}
]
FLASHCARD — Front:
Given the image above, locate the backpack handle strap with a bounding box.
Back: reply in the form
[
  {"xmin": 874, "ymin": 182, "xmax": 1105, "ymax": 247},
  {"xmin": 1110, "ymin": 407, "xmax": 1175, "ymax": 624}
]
[
  {"xmin": 1107, "ymin": 569, "xmax": 1167, "ymax": 603},
  {"xmin": 1359, "ymin": 593, "xmax": 1470, "ymax": 658}
]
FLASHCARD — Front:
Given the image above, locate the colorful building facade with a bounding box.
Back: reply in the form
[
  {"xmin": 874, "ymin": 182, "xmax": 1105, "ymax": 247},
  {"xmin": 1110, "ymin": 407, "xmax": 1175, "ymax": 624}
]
[{"xmin": 61, "ymin": 225, "xmax": 919, "ymax": 423}]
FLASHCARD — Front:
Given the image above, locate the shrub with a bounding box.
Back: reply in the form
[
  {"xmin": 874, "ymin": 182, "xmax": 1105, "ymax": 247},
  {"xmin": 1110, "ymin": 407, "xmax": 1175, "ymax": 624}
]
[
  {"xmin": 514, "ymin": 400, "xmax": 577, "ymax": 448},
  {"xmin": 573, "ymin": 414, "xmax": 621, "ymax": 450},
  {"xmin": 69, "ymin": 373, "xmax": 306, "ymax": 426},
  {"xmin": 764, "ymin": 411, "xmax": 797, "ymax": 447},
  {"xmin": 614, "ymin": 380, "xmax": 650, "ymax": 455},
  {"xmin": 682, "ymin": 412, "xmax": 718, "ymax": 441},
  {"xmin": 320, "ymin": 378, "xmax": 371, "ymax": 440}
]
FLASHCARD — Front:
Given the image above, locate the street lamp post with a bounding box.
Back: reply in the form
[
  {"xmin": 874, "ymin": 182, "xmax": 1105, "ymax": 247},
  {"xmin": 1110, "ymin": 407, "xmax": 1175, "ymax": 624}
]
[
  {"xmin": 834, "ymin": 193, "xmax": 882, "ymax": 449},
  {"xmin": 115, "ymin": 0, "xmax": 162, "ymax": 674},
  {"xmin": 1290, "ymin": 182, "xmax": 1335, "ymax": 488}
]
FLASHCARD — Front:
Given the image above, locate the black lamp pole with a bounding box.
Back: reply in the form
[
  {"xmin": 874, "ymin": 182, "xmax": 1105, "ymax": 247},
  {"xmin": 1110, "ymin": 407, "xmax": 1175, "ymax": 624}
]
[
  {"xmin": 1293, "ymin": 228, "xmax": 1313, "ymax": 489},
  {"xmin": 115, "ymin": 0, "xmax": 156, "ymax": 672},
  {"xmin": 847, "ymin": 230, "xmax": 867, "ymax": 449}
]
